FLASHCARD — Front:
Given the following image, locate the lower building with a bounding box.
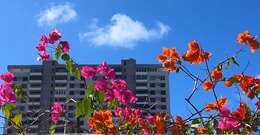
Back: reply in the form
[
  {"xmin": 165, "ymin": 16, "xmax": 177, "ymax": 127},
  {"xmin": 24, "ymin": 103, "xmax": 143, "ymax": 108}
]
[{"xmin": 7, "ymin": 58, "xmax": 170, "ymax": 134}]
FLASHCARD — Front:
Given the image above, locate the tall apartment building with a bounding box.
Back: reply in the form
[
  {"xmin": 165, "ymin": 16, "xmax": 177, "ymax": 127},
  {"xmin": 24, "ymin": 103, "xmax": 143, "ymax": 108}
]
[{"xmin": 7, "ymin": 59, "xmax": 170, "ymax": 134}]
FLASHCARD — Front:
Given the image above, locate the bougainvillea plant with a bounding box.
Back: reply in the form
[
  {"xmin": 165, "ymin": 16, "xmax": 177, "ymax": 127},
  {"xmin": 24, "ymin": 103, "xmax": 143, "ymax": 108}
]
[{"xmin": 0, "ymin": 29, "xmax": 259, "ymax": 134}]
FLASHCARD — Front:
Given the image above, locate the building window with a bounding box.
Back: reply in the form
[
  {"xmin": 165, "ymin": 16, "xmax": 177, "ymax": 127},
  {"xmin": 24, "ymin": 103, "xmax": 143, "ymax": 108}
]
[
  {"xmin": 136, "ymin": 82, "xmax": 147, "ymax": 87},
  {"xmin": 135, "ymin": 89, "xmax": 148, "ymax": 94},
  {"xmin": 29, "ymin": 98, "xmax": 40, "ymax": 102},
  {"xmin": 149, "ymin": 83, "xmax": 155, "ymax": 88},
  {"xmin": 137, "ymin": 96, "xmax": 147, "ymax": 102},
  {"xmin": 161, "ymin": 105, "xmax": 167, "ymax": 110},
  {"xmin": 69, "ymin": 91, "xmax": 74, "ymax": 95},
  {"xmin": 30, "ymin": 83, "xmax": 41, "ymax": 88},
  {"xmin": 160, "ymin": 83, "xmax": 166, "ymax": 88},
  {"xmin": 55, "ymin": 75, "xmax": 67, "ymax": 80},
  {"xmin": 29, "ymin": 91, "xmax": 40, "ymax": 95},
  {"xmin": 55, "ymin": 83, "xmax": 67, "ymax": 87},
  {"xmin": 161, "ymin": 98, "xmax": 166, "ymax": 102},
  {"xmin": 80, "ymin": 91, "xmax": 85, "ymax": 95},
  {"xmin": 114, "ymin": 67, "xmax": 122, "ymax": 72},
  {"xmin": 80, "ymin": 83, "xmax": 85, "ymax": 88},
  {"xmin": 30, "ymin": 76, "xmax": 42, "ymax": 80},
  {"xmin": 56, "ymin": 67, "xmax": 67, "ymax": 72},
  {"xmin": 70, "ymin": 76, "xmax": 75, "ymax": 80},
  {"xmin": 136, "ymin": 75, "xmax": 147, "ymax": 80},
  {"xmin": 22, "ymin": 77, "xmax": 28, "ymax": 81},
  {"xmin": 150, "ymin": 98, "xmax": 156, "ymax": 102},
  {"xmin": 69, "ymin": 84, "xmax": 75, "ymax": 88},
  {"xmin": 31, "ymin": 67, "xmax": 42, "ymax": 72},
  {"xmin": 161, "ymin": 91, "xmax": 166, "ymax": 95},
  {"xmin": 150, "ymin": 91, "xmax": 155, "ymax": 95}
]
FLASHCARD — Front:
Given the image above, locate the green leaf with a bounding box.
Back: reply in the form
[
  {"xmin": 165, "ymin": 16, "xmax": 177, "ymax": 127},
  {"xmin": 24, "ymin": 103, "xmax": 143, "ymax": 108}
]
[
  {"xmin": 85, "ymin": 83, "xmax": 94, "ymax": 98},
  {"xmin": 96, "ymin": 91, "xmax": 105, "ymax": 104},
  {"xmin": 73, "ymin": 67, "xmax": 81, "ymax": 80},
  {"xmin": 55, "ymin": 45, "xmax": 62, "ymax": 61},
  {"xmin": 13, "ymin": 85, "xmax": 27, "ymax": 102},
  {"xmin": 191, "ymin": 119, "xmax": 201, "ymax": 128},
  {"xmin": 2, "ymin": 103, "xmax": 16, "ymax": 119},
  {"xmin": 108, "ymin": 99, "xmax": 119, "ymax": 109},
  {"xmin": 61, "ymin": 53, "xmax": 70, "ymax": 61},
  {"xmin": 228, "ymin": 76, "xmax": 240, "ymax": 83},
  {"xmin": 12, "ymin": 113, "xmax": 22, "ymax": 128},
  {"xmin": 226, "ymin": 56, "xmax": 239, "ymax": 67},
  {"xmin": 66, "ymin": 59, "xmax": 73, "ymax": 74},
  {"xmin": 75, "ymin": 97, "xmax": 93, "ymax": 118},
  {"xmin": 49, "ymin": 125, "xmax": 56, "ymax": 135},
  {"xmin": 20, "ymin": 130, "xmax": 26, "ymax": 135}
]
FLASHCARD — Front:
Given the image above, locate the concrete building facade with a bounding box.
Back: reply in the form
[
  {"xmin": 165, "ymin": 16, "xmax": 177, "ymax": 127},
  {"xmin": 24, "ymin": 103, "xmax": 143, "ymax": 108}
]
[{"xmin": 7, "ymin": 59, "xmax": 170, "ymax": 134}]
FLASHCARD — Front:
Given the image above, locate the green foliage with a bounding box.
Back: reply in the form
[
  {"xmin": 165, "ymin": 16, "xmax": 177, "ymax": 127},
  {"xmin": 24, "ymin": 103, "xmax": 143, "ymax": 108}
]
[
  {"xmin": 49, "ymin": 125, "xmax": 56, "ymax": 135},
  {"xmin": 226, "ymin": 56, "xmax": 239, "ymax": 67},
  {"xmin": 66, "ymin": 59, "xmax": 73, "ymax": 74},
  {"xmin": 13, "ymin": 85, "xmax": 27, "ymax": 102},
  {"xmin": 12, "ymin": 113, "xmax": 22, "ymax": 128},
  {"xmin": 61, "ymin": 53, "xmax": 70, "ymax": 61},
  {"xmin": 55, "ymin": 45, "xmax": 62, "ymax": 61},
  {"xmin": 75, "ymin": 97, "xmax": 93, "ymax": 118},
  {"xmin": 73, "ymin": 67, "xmax": 81, "ymax": 80},
  {"xmin": 85, "ymin": 83, "xmax": 94, "ymax": 98},
  {"xmin": 2, "ymin": 103, "xmax": 16, "ymax": 119},
  {"xmin": 108, "ymin": 99, "xmax": 119, "ymax": 109},
  {"xmin": 96, "ymin": 91, "xmax": 105, "ymax": 105}
]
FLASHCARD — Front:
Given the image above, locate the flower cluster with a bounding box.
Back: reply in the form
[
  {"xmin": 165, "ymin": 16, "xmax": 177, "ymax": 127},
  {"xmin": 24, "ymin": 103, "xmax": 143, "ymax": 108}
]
[
  {"xmin": 81, "ymin": 62, "xmax": 137, "ymax": 105},
  {"xmin": 87, "ymin": 110, "xmax": 117, "ymax": 134},
  {"xmin": 51, "ymin": 102, "xmax": 63, "ymax": 124},
  {"xmin": 0, "ymin": 72, "xmax": 16, "ymax": 107},
  {"xmin": 157, "ymin": 40, "xmax": 211, "ymax": 72},
  {"xmin": 36, "ymin": 29, "xmax": 70, "ymax": 61},
  {"xmin": 237, "ymin": 31, "xmax": 260, "ymax": 53}
]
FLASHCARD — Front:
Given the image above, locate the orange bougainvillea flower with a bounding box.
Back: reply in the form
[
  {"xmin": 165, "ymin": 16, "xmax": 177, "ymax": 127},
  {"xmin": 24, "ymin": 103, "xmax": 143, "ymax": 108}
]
[
  {"xmin": 237, "ymin": 31, "xmax": 260, "ymax": 53},
  {"xmin": 203, "ymin": 80, "xmax": 213, "ymax": 91},
  {"xmin": 232, "ymin": 102, "xmax": 248, "ymax": 120},
  {"xmin": 87, "ymin": 110, "xmax": 117, "ymax": 134},
  {"xmin": 155, "ymin": 115, "xmax": 165, "ymax": 134},
  {"xmin": 163, "ymin": 48, "xmax": 181, "ymax": 59},
  {"xmin": 197, "ymin": 127, "xmax": 206, "ymax": 134},
  {"xmin": 156, "ymin": 55, "xmax": 167, "ymax": 62},
  {"xmin": 170, "ymin": 115, "xmax": 185, "ymax": 134},
  {"xmin": 157, "ymin": 48, "xmax": 181, "ymax": 72},
  {"xmin": 205, "ymin": 97, "xmax": 227, "ymax": 111},
  {"xmin": 163, "ymin": 59, "xmax": 177, "ymax": 72},
  {"xmin": 211, "ymin": 68, "xmax": 223, "ymax": 80},
  {"xmin": 224, "ymin": 80, "xmax": 233, "ymax": 87},
  {"xmin": 182, "ymin": 40, "xmax": 211, "ymax": 64}
]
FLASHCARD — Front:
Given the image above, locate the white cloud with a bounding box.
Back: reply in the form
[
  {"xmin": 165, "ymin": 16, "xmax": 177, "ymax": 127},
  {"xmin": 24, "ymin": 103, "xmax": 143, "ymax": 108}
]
[
  {"xmin": 37, "ymin": 3, "xmax": 77, "ymax": 26},
  {"xmin": 79, "ymin": 14, "xmax": 170, "ymax": 48},
  {"xmin": 256, "ymin": 75, "xmax": 260, "ymax": 79}
]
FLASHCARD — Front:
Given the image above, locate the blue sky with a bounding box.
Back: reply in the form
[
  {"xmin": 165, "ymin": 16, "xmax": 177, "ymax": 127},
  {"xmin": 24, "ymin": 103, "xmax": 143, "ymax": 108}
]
[{"xmin": 1, "ymin": 0, "xmax": 260, "ymax": 120}]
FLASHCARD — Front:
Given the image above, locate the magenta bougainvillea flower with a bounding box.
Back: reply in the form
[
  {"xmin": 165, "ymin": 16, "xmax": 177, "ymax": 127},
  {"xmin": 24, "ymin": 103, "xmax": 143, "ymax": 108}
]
[
  {"xmin": 36, "ymin": 35, "xmax": 48, "ymax": 52},
  {"xmin": 81, "ymin": 66, "xmax": 96, "ymax": 79},
  {"xmin": 48, "ymin": 29, "xmax": 61, "ymax": 44},
  {"xmin": 37, "ymin": 52, "xmax": 51, "ymax": 61},
  {"xmin": 59, "ymin": 41, "xmax": 70, "ymax": 53},
  {"xmin": 96, "ymin": 62, "xmax": 109, "ymax": 74},
  {"xmin": 0, "ymin": 83, "xmax": 16, "ymax": 106},
  {"xmin": 95, "ymin": 78, "xmax": 107, "ymax": 91},
  {"xmin": 218, "ymin": 107, "xmax": 240, "ymax": 130},
  {"xmin": 0, "ymin": 72, "xmax": 15, "ymax": 83},
  {"xmin": 104, "ymin": 68, "xmax": 116, "ymax": 80},
  {"xmin": 51, "ymin": 102, "xmax": 63, "ymax": 124}
]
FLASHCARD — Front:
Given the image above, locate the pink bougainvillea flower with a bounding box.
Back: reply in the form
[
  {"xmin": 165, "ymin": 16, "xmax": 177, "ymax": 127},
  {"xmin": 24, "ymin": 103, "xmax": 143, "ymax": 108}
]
[
  {"xmin": 96, "ymin": 62, "xmax": 109, "ymax": 74},
  {"xmin": 36, "ymin": 35, "xmax": 48, "ymax": 52},
  {"xmin": 59, "ymin": 41, "xmax": 70, "ymax": 53},
  {"xmin": 114, "ymin": 107, "xmax": 143, "ymax": 125},
  {"xmin": 95, "ymin": 78, "xmax": 107, "ymax": 91},
  {"xmin": 48, "ymin": 29, "xmax": 61, "ymax": 44},
  {"xmin": 37, "ymin": 52, "xmax": 51, "ymax": 61},
  {"xmin": 146, "ymin": 115, "xmax": 155, "ymax": 124},
  {"xmin": 218, "ymin": 107, "xmax": 240, "ymax": 130},
  {"xmin": 113, "ymin": 89, "xmax": 137, "ymax": 105},
  {"xmin": 111, "ymin": 80, "xmax": 128, "ymax": 90},
  {"xmin": 81, "ymin": 66, "xmax": 96, "ymax": 79},
  {"xmin": 51, "ymin": 102, "xmax": 63, "ymax": 124},
  {"xmin": 105, "ymin": 68, "xmax": 116, "ymax": 80},
  {"xmin": 0, "ymin": 83, "xmax": 16, "ymax": 106},
  {"xmin": 0, "ymin": 72, "xmax": 15, "ymax": 83}
]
